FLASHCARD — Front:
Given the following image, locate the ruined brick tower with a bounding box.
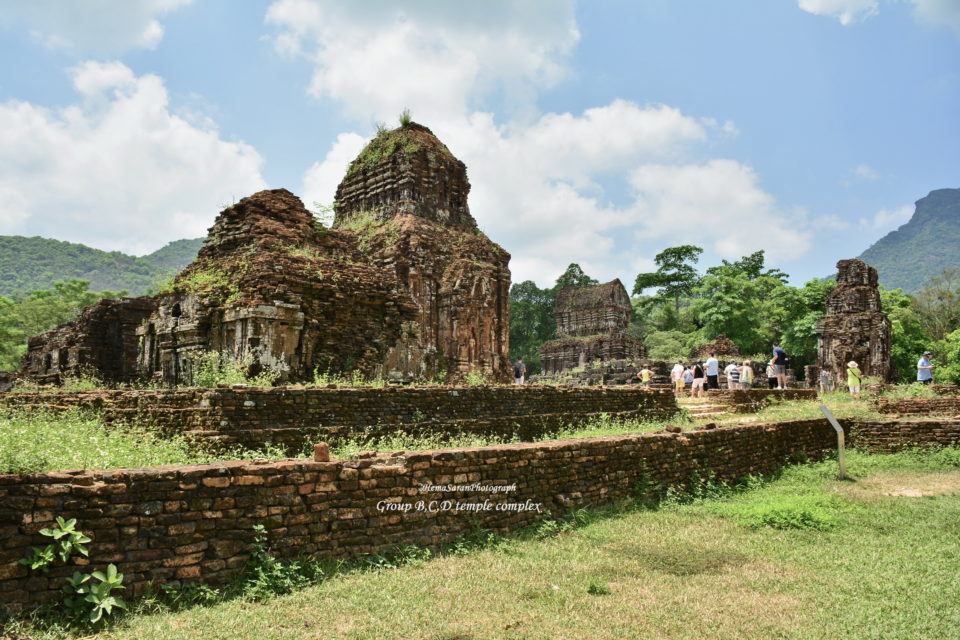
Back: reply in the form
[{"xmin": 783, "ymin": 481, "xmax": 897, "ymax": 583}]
[
  {"xmin": 537, "ymin": 279, "xmax": 645, "ymax": 375},
  {"xmin": 815, "ymin": 259, "xmax": 891, "ymax": 382},
  {"xmin": 131, "ymin": 121, "xmax": 511, "ymax": 384},
  {"xmin": 333, "ymin": 122, "xmax": 512, "ymax": 382}
]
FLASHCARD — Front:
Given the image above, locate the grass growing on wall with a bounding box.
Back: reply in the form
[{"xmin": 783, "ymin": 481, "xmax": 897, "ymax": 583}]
[
  {"xmin": 0, "ymin": 409, "xmax": 288, "ymax": 474},
  {"xmin": 8, "ymin": 448, "xmax": 959, "ymax": 640}
]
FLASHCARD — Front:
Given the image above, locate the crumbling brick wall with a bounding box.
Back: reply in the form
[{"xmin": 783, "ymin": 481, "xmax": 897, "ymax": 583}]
[
  {"xmin": 0, "ymin": 417, "xmax": 843, "ymax": 612},
  {"xmin": 0, "ymin": 386, "xmax": 680, "ymax": 454},
  {"xmin": 19, "ymin": 298, "xmax": 156, "ymax": 384},
  {"xmin": 875, "ymin": 397, "xmax": 960, "ymax": 415}
]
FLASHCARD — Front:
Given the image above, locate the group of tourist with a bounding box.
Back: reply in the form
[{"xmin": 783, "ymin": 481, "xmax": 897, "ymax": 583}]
[
  {"xmin": 824, "ymin": 350, "xmax": 937, "ymax": 400},
  {"xmin": 637, "ymin": 344, "xmax": 791, "ymax": 398}
]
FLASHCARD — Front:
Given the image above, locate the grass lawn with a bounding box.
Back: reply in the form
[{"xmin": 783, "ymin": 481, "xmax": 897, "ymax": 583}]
[{"xmin": 9, "ymin": 448, "xmax": 957, "ymax": 640}]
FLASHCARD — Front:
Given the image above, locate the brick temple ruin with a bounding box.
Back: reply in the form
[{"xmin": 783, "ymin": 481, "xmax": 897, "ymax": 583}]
[
  {"xmin": 537, "ymin": 279, "xmax": 645, "ymax": 375},
  {"xmin": 813, "ymin": 258, "xmax": 891, "ymax": 382},
  {"xmin": 20, "ymin": 122, "xmax": 512, "ymax": 385},
  {"xmin": 691, "ymin": 334, "xmax": 742, "ymax": 361}
]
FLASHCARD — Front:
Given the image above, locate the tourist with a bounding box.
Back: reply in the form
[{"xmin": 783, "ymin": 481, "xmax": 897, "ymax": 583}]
[
  {"xmin": 690, "ymin": 362, "xmax": 706, "ymax": 399},
  {"xmin": 917, "ymin": 351, "xmax": 934, "ymax": 385},
  {"xmin": 766, "ymin": 360, "xmax": 777, "ymax": 389},
  {"xmin": 705, "ymin": 352, "xmax": 720, "ymax": 390},
  {"xmin": 724, "ymin": 361, "xmax": 739, "ymax": 389},
  {"xmin": 671, "ymin": 360, "xmax": 685, "ymax": 394},
  {"xmin": 772, "ymin": 343, "xmax": 788, "ymax": 389},
  {"xmin": 683, "ymin": 365, "xmax": 694, "ymax": 390},
  {"xmin": 847, "ymin": 360, "xmax": 862, "ymax": 400},
  {"xmin": 514, "ymin": 358, "xmax": 526, "ymax": 385},
  {"xmin": 818, "ymin": 368, "xmax": 832, "ymax": 393},
  {"xmin": 739, "ymin": 360, "xmax": 754, "ymax": 390},
  {"xmin": 637, "ymin": 363, "xmax": 654, "ymax": 389}
]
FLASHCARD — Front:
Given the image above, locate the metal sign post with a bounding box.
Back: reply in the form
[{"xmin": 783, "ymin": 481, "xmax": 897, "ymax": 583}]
[{"xmin": 819, "ymin": 404, "xmax": 847, "ymax": 480}]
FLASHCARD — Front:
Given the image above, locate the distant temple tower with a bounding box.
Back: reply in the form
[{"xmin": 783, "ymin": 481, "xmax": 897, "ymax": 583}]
[
  {"xmin": 815, "ymin": 259, "xmax": 891, "ymax": 382},
  {"xmin": 537, "ymin": 279, "xmax": 646, "ymax": 375}
]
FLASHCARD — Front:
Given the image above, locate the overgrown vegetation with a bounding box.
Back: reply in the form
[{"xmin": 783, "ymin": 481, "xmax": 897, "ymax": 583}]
[
  {"xmin": 346, "ymin": 124, "xmax": 420, "ymax": 176},
  {"xmin": 0, "ymin": 408, "xmax": 290, "ymax": 474},
  {"xmin": 186, "ymin": 351, "xmax": 280, "ymax": 388}
]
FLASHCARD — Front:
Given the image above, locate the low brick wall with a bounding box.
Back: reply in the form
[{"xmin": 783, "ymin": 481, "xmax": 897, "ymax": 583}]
[
  {"xmin": 850, "ymin": 419, "xmax": 960, "ymax": 452},
  {"xmin": 875, "ymin": 397, "xmax": 960, "ymax": 416},
  {"xmin": 0, "ymin": 417, "xmax": 839, "ymax": 612},
  {"xmin": 0, "ymin": 386, "xmax": 679, "ymax": 454},
  {"xmin": 705, "ymin": 388, "xmax": 818, "ymax": 413}
]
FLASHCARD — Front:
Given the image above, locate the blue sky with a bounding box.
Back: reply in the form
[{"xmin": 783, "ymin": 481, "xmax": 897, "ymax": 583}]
[{"xmin": 0, "ymin": 0, "xmax": 957, "ymax": 288}]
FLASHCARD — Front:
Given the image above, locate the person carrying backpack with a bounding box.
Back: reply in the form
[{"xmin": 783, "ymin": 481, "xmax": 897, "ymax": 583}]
[{"xmin": 514, "ymin": 358, "xmax": 526, "ymax": 385}]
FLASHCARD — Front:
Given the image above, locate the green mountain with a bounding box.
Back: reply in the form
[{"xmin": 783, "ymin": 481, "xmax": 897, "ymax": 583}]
[
  {"xmin": 0, "ymin": 236, "xmax": 203, "ymax": 297},
  {"xmin": 857, "ymin": 188, "xmax": 960, "ymax": 292}
]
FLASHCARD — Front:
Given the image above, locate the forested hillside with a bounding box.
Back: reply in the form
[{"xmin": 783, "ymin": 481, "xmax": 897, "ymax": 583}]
[
  {"xmin": 0, "ymin": 236, "xmax": 203, "ymax": 296},
  {"xmin": 857, "ymin": 188, "xmax": 960, "ymax": 292}
]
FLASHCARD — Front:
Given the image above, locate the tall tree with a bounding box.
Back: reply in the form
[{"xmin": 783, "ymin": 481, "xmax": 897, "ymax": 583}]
[
  {"xmin": 913, "ymin": 267, "xmax": 960, "ymax": 341},
  {"xmin": 552, "ymin": 263, "xmax": 599, "ymax": 292},
  {"xmin": 633, "ymin": 245, "xmax": 703, "ymax": 311}
]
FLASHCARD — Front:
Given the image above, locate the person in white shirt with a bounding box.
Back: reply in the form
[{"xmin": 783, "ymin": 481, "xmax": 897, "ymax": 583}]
[
  {"xmin": 671, "ymin": 361, "xmax": 685, "ymax": 394},
  {"xmin": 704, "ymin": 353, "xmax": 720, "ymax": 390}
]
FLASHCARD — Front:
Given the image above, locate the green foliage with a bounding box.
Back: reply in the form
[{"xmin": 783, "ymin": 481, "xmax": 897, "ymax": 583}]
[
  {"xmin": 856, "ymin": 188, "xmax": 960, "ymax": 292},
  {"xmin": 0, "ymin": 279, "xmax": 125, "ymax": 370},
  {"xmin": 644, "ymin": 330, "xmax": 690, "ymax": 361},
  {"xmin": 399, "ymin": 108, "xmax": 413, "ymax": 126},
  {"xmin": 0, "ymin": 235, "xmax": 200, "ymax": 297},
  {"xmin": 187, "ymin": 351, "xmax": 279, "ymax": 388},
  {"xmin": 633, "ymin": 245, "xmax": 703, "ymax": 311},
  {"xmin": 691, "ymin": 250, "xmax": 791, "ymax": 356},
  {"xmin": 934, "ymin": 327, "xmax": 960, "ymax": 384},
  {"xmin": 587, "ymin": 579, "xmax": 612, "ymax": 596},
  {"xmin": 347, "ymin": 126, "xmax": 420, "ymax": 175},
  {"xmin": 776, "ymin": 278, "xmax": 837, "ymax": 371},
  {"xmin": 18, "ymin": 517, "xmax": 127, "ymax": 626},
  {"xmin": 463, "ymin": 370, "xmax": 491, "ymax": 386},
  {"xmin": 720, "ymin": 495, "xmax": 841, "ymax": 530},
  {"xmin": 879, "ymin": 286, "xmax": 930, "ymax": 381},
  {"xmin": 0, "ymin": 408, "xmax": 224, "ymax": 474},
  {"xmin": 508, "ymin": 264, "xmax": 598, "ymax": 375},
  {"xmin": 241, "ymin": 524, "xmax": 313, "ymax": 601}
]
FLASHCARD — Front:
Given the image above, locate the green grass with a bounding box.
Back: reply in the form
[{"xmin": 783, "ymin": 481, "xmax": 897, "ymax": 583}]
[
  {"xmin": 7, "ymin": 448, "xmax": 958, "ymax": 639},
  {"xmin": 0, "ymin": 409, "xmax": 290, "ymax": 474}
]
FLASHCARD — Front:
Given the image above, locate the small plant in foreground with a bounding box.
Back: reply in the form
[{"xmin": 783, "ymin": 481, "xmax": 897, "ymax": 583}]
[
  {"xmin": 19, "ymin": 517, "xmax": 91, "ymax": 571},
  {"xmin": 587, "ymin": 579, "xmax": 612, "ymax": 596},
  {"xmin": 463, "ymin": 370, "xmax": 490, "ymax": 386},
  {"xmin": 241, "ymin": 524, "xmax": 313, "ymax": 600}
]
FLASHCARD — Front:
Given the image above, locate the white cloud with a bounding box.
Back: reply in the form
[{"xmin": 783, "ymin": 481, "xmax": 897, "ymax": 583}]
[
  {"xmin": 912, "ymin": 0, "xmax": 960, "ymax": 37},
  {"xmin": 278, "ymin": 1, "xmax": 823, "ymax": 286},
  {"xmin": 628, "ymin": 160, "xmax": 812, "ymax": 261},
  {"xmin": 4, "ymin": 0, "xmax": 193, "ymax": 54},
  {"xmin": 797, "ymin": 0, "xmax": 880, "ymax": 25},
  {"xmin": 812, "ymin": 214, "xmax": 852, "ymax": 230},
  {"xmin": 853, "ymin": 164, "xmax": 879, "ymax": 181},
  {"xmin": 265, "ymin": 0, "xmax": 579, "ymax": 123},
  {"xmin": 859, "ymin": 205, "xmax": 913, "ymax": 231},
  {"xmin": 0, "ymin": 61, "xmax": 267, "ymax": 254}
]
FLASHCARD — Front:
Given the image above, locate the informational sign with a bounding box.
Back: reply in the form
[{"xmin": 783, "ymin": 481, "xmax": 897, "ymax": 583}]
[{"xmin": 819, "ymin": 404, "xmax": 847, "ymax": 480}]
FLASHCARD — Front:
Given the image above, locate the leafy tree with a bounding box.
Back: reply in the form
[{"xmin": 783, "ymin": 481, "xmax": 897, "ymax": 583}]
[
  {"xmin": 633, "ymin": 245, "xmax": 703, "ymax": 311},
  {"xmin": 913, "ymin": 268, "xmax": 960, "ymax": 341},
  {"xmin": 508, "ymin": 264, "xmax": 598, "ymax": 375},
  {"xmin": 644, "ymin": 330, "xmax": 690, "ymax": 362},
  {"xmin": 0, "ymin": 280, "xmax": 124, "ymax": 371},
  {"xmin": 691, "ymin": 250, "xmax": 788, "ymax": 356},
  {"xmin": 933, "ymin": 328, "xmax": 960, "ymax": 385},
  {"xmin": 880, "ymin": 286, "xmax": 931, "ymax": 382},
  {"xmin": 553, "ymin": 263, "xmax": 598, "ymax": 291},
  {"xmin": 776, "ymin": 278, "xmax": 837, "ymax": 371}
]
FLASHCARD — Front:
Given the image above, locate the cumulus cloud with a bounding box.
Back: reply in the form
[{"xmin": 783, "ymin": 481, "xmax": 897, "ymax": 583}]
[
  {"xmin": 797, "ymin": 0, "xmax": 880, "ymax": 25},
  {"xmin": 0, "ymin": 61, "xmax": 266, "ymax": 254},
  {"xmin": 265, "ymin": 0, "xmax": 579, "ymax": 123},
  {"xmin": 912, "ymin": 0, "xmax": 960, "ymax": 37},
  {"xmin": 859, "ymin": 205, "xmax": 914, "ymax": 231},
  {"xmin": 3, "ymin": 0, "xmax": 194, "ymax": 54},
  {"xmin": 276, "ymin": 0, "xmax": 823, "ymax": 285}
]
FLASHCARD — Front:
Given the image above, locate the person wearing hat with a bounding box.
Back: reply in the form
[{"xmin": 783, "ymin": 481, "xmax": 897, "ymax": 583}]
[
  {"xmin": 917, "ymin": 351, "xmax": 934, "ymax": 385},
  {"xmin": 846, "ymin": 360, "xmax": 862, "ymax": 399}
]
